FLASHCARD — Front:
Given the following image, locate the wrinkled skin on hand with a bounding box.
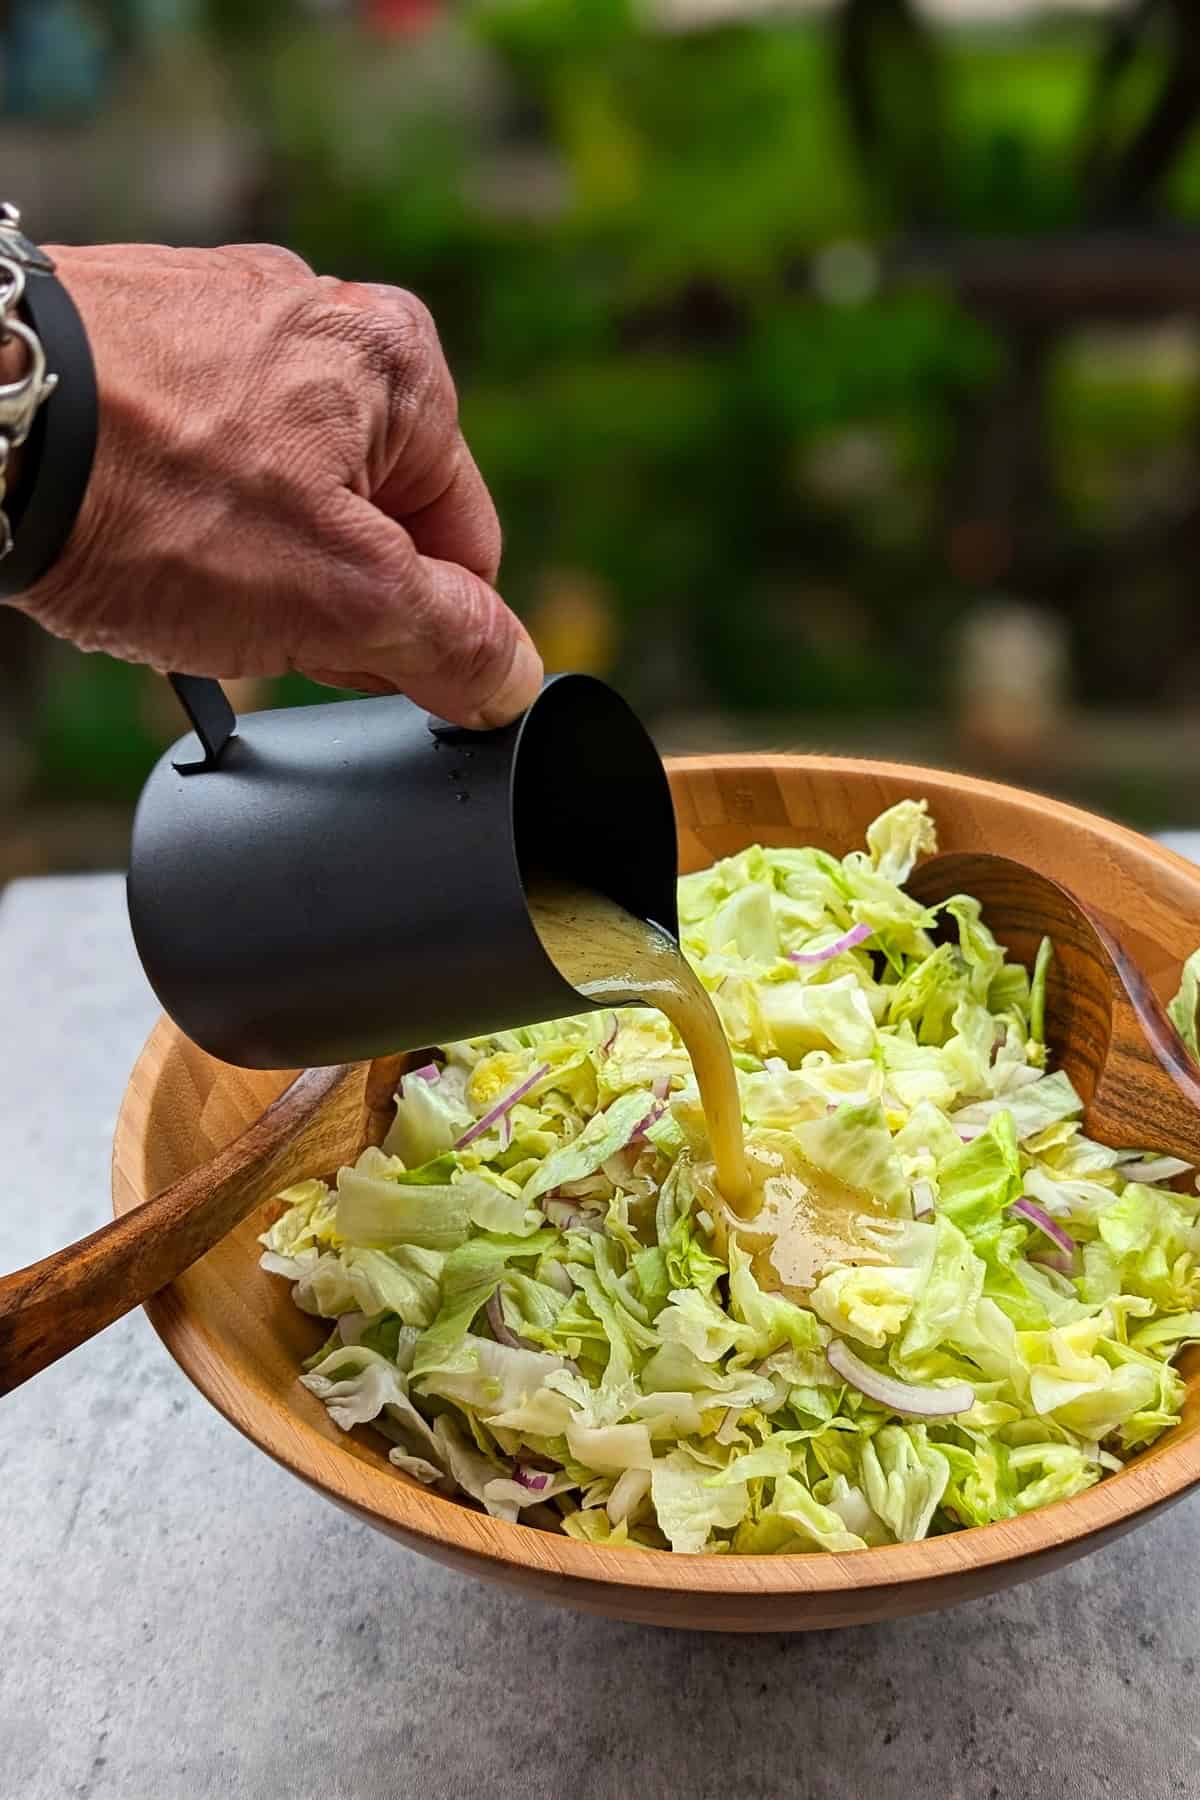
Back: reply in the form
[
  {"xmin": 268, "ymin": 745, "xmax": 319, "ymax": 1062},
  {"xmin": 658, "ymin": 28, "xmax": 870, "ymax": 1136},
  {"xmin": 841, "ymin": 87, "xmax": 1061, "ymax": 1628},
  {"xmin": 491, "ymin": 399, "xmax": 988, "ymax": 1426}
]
[{"xmin": 12, "ymin": 242, "xmax": 543, "ymax": 728}]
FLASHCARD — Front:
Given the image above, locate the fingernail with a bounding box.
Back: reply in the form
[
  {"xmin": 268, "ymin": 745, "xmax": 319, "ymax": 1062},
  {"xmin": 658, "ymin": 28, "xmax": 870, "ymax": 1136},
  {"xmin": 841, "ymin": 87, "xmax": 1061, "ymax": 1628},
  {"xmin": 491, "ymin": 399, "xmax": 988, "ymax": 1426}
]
[{"xmin": 476, "ymin": 636, "xmax": 544, "ymax": 728}]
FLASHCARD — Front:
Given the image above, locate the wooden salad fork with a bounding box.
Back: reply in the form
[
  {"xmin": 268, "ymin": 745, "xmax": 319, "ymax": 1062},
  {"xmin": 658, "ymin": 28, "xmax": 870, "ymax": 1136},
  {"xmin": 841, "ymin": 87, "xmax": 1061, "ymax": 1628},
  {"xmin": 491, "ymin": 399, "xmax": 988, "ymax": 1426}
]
[
  {"xmin": 4, "ymin": 850, "xmax": 1200, "ymax": 1398},
  {"xmin": 0, "ymin": 1052, "xmax": 407, "ymax": 1396}
]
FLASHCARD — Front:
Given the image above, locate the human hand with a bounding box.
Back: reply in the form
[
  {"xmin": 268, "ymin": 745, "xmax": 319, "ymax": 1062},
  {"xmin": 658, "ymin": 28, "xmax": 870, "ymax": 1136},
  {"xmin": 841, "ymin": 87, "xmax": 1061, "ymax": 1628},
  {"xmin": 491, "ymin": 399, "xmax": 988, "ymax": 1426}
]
[{"xmin": 11, "ymin": 242, "xmax": 542, "ymax": 728}]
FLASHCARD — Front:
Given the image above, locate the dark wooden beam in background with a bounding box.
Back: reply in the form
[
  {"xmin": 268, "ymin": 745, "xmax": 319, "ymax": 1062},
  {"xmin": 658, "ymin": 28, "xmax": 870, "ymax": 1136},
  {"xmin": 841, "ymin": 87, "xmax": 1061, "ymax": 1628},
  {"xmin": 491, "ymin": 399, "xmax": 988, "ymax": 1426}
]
[{"xmin": 895, "ymin": 234, "xmax": 1200, "ymax": 323}]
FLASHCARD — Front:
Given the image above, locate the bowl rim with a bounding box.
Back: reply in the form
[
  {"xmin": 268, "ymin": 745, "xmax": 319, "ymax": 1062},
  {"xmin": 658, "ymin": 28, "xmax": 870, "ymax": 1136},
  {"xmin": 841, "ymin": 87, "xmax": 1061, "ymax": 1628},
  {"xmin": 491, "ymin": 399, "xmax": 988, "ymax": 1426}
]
[{"xmin": 114, "ymin": 751, "xmax": 1200, "ymax": 1599}]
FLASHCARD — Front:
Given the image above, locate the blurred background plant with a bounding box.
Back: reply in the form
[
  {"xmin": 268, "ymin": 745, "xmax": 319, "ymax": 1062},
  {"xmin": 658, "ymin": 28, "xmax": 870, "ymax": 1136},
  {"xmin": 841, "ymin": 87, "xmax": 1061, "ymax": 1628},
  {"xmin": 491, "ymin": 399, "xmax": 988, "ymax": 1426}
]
[{"xmin": 3, "ymin": 0, "xmax": 1200, "ymax": 877}]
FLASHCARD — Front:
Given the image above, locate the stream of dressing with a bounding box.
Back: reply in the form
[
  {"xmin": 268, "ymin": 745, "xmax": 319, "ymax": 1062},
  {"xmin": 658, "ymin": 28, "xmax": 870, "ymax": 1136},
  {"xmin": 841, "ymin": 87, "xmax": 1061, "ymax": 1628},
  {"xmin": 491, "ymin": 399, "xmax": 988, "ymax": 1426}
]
[
  {"xmin": 528, "ymin": 879, "xmax": 891, "ymax": 1297},
  {"xmin": 528, "ymin": 878, "xmax": 751, "ymax": 1210}
]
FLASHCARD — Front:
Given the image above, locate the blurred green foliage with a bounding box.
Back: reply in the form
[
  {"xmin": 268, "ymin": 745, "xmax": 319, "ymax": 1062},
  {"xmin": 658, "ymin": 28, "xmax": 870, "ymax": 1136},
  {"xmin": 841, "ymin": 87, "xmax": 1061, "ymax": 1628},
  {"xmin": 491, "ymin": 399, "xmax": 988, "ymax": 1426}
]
[
  {"xmin": 35, "ymin": 654, "xmax": 164, "ymax": 797},
  {"xmin": 21, "ymin": 0, "xmax": 1200, "ymax": 803},
  {"xmin": 250, "ymin": 2, "xmax": 1010, "ymax": 715}
]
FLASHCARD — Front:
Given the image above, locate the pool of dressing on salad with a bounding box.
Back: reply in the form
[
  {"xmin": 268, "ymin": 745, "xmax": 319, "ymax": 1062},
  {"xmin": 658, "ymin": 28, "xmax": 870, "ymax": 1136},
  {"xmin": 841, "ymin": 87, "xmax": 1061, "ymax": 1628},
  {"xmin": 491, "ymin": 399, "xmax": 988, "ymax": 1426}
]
[
  {"xmin": 700, "ymin": 1144, "xmax": 889, "ymax": 1296},
  {"xmin": 528, "ymin": 880, "xmax": 888, "ymax": 1297}
]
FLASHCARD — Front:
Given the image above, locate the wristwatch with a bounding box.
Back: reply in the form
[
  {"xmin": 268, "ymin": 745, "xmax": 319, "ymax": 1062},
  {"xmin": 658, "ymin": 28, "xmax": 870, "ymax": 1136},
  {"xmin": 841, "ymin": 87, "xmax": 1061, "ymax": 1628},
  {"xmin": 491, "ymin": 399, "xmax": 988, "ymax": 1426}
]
[{"xmin": 0, "ymin": 203, "xmax": 97, "ymax": 596}]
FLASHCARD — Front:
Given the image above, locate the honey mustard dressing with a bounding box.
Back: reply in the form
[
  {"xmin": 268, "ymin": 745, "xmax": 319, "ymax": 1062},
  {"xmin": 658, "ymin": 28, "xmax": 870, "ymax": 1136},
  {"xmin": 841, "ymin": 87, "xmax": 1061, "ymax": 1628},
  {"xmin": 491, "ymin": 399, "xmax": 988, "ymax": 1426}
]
[
  {"xmin": 528, "ymin": 879, "xmax": 887, "ymax": 1291},
  {"xmin": 528, "ymin": 878, "xmax": 750, "ymax": 1210},
  {"xmin": 698, "ymin": 1138, "xmax": 890, "ymax": 1301}
]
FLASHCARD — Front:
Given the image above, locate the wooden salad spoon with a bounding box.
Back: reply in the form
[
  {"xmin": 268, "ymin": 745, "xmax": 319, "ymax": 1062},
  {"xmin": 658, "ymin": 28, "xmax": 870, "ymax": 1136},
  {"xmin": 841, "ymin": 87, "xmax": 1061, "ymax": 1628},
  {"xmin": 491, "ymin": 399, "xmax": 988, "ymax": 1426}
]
[
  {"xmin": 907, "ymin": 851, "xmax": 1200, "ymax": 1163},
  {"xmin": 4, "ymin": 850, "xmax": 1200, "ymax": 1397}
]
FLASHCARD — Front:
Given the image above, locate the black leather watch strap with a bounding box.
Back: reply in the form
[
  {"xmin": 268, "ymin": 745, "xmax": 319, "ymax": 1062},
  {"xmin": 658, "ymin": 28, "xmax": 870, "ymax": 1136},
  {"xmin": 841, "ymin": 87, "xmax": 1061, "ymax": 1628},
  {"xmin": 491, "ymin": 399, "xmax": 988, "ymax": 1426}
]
[{"xmin": 0, "ymin": 265, "xmax": 97, "ymax": 599}]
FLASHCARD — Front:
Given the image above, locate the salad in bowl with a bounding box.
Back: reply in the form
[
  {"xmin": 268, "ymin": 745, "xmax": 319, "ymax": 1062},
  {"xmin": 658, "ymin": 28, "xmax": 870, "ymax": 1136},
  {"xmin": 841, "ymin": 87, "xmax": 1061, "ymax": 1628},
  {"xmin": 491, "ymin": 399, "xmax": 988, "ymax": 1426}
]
[{"xmin": 259, "ymin": 801, "xmax": 1200, "ymax": 1556}]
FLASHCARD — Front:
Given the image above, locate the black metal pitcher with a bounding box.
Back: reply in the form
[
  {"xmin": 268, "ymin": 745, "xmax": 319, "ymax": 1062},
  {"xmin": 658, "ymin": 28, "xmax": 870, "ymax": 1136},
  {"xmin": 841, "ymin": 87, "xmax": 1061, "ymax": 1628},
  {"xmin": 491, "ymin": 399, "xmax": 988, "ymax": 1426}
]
[{"xmin": 127, "ymin": 671, "xmax": 678, "ymax": 1070}]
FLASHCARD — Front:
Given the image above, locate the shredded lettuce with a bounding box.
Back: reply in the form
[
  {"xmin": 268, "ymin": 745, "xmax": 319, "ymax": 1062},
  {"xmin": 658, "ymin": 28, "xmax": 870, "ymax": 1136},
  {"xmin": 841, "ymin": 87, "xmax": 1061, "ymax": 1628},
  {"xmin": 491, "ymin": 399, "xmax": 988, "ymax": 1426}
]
[
  {"xmin": 1169, "ymin": 947, "xmax": 1200, "ymax": 1059},
  {"xmin": 263, "ymin": 800, "xmax": 1200, "ymax": 1555}
]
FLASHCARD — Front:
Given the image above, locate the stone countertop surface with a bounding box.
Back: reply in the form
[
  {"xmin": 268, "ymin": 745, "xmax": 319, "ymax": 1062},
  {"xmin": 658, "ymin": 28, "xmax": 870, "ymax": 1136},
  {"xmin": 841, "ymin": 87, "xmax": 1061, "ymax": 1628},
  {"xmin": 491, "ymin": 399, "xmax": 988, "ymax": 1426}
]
[{"xmin": 4, "ymin": 861, "xmax": 1200, "ymax": 1800}]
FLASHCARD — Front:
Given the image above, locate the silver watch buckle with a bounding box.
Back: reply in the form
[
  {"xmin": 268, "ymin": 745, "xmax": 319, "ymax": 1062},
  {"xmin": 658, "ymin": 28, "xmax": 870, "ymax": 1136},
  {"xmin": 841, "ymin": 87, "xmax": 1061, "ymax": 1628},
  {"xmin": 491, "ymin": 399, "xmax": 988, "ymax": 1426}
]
[
  {"xmin": 0, "ymin": 203, "xmax": 55, "ymax": 276},
  {"xmin": 0, "ymin": 203, "xmax": 62, "ymax": 561},
  {"xmin": 0, "ymin": 317, "xmax": 58, "ymax": 449}
]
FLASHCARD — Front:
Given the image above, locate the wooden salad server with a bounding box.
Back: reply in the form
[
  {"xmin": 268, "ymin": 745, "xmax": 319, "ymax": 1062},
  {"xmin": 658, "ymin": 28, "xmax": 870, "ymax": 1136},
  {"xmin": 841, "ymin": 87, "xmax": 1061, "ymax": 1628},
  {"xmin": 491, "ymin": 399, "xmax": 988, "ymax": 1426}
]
[
  {"xmin": 0, "ymin": 1052, "xmax": 406, "ymax": 1396},
  {"xmin": 907, "ymin": 851, "xmax": 1200, "ymax": 1163}
]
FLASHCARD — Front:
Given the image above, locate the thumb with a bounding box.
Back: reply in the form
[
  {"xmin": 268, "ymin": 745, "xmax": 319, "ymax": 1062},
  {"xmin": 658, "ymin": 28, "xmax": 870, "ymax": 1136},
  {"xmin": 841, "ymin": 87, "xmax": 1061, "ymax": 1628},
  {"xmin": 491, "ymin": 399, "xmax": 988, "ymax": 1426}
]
[{"xmin": 300, "ymin": 498, "xmax": 543, "ymax": 729}]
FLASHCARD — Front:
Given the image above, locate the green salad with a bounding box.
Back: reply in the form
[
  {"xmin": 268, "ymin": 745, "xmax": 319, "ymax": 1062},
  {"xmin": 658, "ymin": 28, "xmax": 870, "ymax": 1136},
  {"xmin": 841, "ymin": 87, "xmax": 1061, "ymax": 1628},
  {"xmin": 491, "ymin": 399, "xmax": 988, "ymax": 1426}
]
[{"xmin": 261, "ymin": 801, "xmax": 1200, "ymax": 1554}]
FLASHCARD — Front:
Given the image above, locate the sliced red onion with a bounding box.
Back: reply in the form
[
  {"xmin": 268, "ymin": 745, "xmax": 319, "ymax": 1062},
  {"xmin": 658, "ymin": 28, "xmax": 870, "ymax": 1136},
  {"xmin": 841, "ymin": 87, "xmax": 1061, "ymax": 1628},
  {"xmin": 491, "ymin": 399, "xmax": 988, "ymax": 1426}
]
[
  {"xmin": 790, "ymin": 922, "xmax": 874, "ymax": 966},
  {"xmin": 486, "ymin": 1290, "xmax": 537, "ymax": 1352},
  {"xmin": 1029, "ymin": 1247, "xmax": 1075, "ymax": 1278},
  {"xmin": 1115, "ymin": 1155, "xmax": 1192, "ymax": 1185},
  {"xmin": 956, "ymin": 1125, "xmax": 984, "ymax": 1143},
  {"xmin": 599, "ymin": 1014, "xmax": 618, "ymax": 1057},
  {"xmin": 513, "ymin": 1466, "xmax": 551, "ymax": 1493},
  {"xmin": 652, "ymin": 1074, "xmax": 671, "ymax": 1101},
  {"xmin": 408, "ymin": 1062, "xmax": 441, "ymax": 1084},
  {"xmin": 630, "ymin": 1101, "xmax": 667, "ymax": 1144},
  {"xmin": 456, "ymin": 1062, "xmax": 551, "ymax": 1148},
  {"xmin": 911, "ymin": 1177, "xmax": 935, "ymax": 1219},
  {"xmin": 1009, "ymin": 1196, "xmax": 1076, "ymax": 1257},
  {"xmin": 542, "ymin": 1196, "xmax": 598, "ymax": 1231},
  {"xmin": 826, "ymin": 1337, "xmax": 973, "ymax": 1417}
]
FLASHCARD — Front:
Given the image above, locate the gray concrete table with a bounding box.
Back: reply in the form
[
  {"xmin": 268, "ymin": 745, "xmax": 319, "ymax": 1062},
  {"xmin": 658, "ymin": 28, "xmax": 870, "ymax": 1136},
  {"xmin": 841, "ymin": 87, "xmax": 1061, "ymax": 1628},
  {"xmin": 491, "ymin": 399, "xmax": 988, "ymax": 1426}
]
[{"xmin": 4, "ymin": 863, "xmax": 1200, "ymax": 1800}]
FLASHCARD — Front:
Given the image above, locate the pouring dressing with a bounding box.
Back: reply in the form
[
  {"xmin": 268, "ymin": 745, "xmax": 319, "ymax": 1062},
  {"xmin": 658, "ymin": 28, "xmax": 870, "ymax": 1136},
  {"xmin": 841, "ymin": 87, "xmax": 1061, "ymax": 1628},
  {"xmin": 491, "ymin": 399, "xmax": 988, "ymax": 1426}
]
[{"xmin": 529, "ymin": 878, "xmax": 890, "ymax": 1296}]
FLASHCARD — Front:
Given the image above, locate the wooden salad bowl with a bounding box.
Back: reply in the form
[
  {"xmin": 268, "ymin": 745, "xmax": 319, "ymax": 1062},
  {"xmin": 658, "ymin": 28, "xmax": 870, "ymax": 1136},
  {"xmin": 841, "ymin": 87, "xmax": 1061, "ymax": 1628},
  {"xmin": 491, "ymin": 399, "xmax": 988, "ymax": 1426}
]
[{"xmin": 107, "ymin": 755, "xmax": 1200, "ymax": 1633}]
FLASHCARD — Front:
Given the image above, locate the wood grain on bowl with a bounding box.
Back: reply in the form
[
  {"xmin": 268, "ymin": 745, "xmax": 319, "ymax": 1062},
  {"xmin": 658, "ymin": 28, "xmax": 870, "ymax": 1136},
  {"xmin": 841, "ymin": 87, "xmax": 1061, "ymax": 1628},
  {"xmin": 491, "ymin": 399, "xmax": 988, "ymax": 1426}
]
[{"xmin": 111, "ymin": 755, "xmax": 1200, "ymax": 1632}]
